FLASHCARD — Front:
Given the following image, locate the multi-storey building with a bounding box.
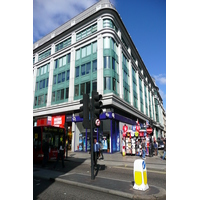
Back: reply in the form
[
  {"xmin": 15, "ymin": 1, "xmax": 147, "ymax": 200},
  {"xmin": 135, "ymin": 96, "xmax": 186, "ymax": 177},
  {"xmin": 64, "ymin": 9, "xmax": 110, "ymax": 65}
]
[{"xmin": 33, "ymin": 0, "xmax": 165, "ymax": 153}]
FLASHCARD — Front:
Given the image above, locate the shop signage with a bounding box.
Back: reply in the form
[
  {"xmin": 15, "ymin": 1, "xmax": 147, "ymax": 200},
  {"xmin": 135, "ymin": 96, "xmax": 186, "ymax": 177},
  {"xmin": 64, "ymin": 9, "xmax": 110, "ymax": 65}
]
[
  {"xmin": 52, "ymin": 115, "xmax": 65, "ymax": 128},
  {"xmin": 146, "ymin": 127, "xmax": 153, "ymax": 134}
]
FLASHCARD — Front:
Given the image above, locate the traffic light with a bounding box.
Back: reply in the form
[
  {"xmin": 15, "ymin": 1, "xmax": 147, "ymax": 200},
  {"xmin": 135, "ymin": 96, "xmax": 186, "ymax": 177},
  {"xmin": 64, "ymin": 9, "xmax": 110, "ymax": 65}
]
[
  {"xmin": 79, "ymin": 93, "xmax": 90, "ymax": 129},
  {"xmin": 92, "ymin": 91, "xmax": 103, "ymax": 127}
]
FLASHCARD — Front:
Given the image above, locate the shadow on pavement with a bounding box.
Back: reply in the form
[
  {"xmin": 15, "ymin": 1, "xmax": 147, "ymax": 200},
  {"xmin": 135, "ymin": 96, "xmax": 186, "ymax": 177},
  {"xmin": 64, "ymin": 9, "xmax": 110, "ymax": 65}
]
[{"xmin": 33, "ymin": 157, "xmax": 87, "ymax": 199}]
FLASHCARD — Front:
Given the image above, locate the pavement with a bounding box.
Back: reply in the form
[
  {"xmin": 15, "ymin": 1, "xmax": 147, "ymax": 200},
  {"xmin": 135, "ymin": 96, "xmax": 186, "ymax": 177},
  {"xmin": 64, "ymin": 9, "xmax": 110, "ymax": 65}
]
[{"xmin": 33, "ymin": 151, "xmax": 166, "ymax": 200}]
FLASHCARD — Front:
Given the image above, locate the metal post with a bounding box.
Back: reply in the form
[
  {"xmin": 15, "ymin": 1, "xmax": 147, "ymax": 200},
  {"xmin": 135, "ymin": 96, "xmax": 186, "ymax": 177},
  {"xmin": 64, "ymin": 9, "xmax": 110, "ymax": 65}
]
[{"xmin": 90, "ymin": 98, "xmax": 94, "ymax": 180}]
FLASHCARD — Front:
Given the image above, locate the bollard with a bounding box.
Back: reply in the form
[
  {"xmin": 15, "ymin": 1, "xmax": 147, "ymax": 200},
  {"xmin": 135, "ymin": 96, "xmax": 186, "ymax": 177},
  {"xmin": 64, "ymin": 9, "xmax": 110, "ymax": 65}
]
[{"xmin": 133, "ymin": 159, "xmax": 149, "ymax": 191}]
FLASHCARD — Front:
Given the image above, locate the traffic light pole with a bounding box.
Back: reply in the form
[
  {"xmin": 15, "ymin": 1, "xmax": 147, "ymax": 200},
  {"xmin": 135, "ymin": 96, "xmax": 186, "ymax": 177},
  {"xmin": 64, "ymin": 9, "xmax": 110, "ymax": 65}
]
[{"xmin": 90, "ymin": 98, "xmax": 94, "ymax": 180}]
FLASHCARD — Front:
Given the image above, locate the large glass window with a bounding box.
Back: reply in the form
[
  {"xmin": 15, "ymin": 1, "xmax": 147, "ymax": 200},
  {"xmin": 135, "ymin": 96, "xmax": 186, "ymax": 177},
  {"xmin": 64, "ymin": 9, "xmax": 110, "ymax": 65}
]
[
  {"xmin": 104, "ymin": 77, "xmax": 111, "ymax": 90},
  {"xmin": 93, "ymin": 42, "xmax": 97, "ymax": 53},
  {"xmin": 104, "ymin": 56, "xmax": 110, "ymax": 69},
  {"xmin": 81, "ymin": 65, "xmax": 85, "ymax": 76},
  {"xmin": 86, "ymin": 82, "xmax": 90, "ymax": 94},
  {"xmin": 53, "ymin": 75, "xmax": 56, "ymax": 85},
  {"xmin": 75, "ymin": 66, "xmax": 79, "ymax": 78},
  {"xmin": 57, "ymin": 73, "xmax": 62, "ymax": 84},
  {"xmin": 66, "ymin": 70, "xmax": 70, "ymax": 80},
  {"xmin": 76, "ymin": 49, "xmax": 80, "ymax": 60},
  {"xmin": 62, "ymin": 72, "xmax": 65, "ymax": 82},
  {"xmin": 65, "ymin": 88, "xmax": 69, "ymax": 99},
  {"xmin": 92, "ymin": 60, "xmax": 97, "ymax": 72},
  {"xmin": 61, "ymin": 89, "xmax": 64, "ymax": 100},
  {"xmin": 104, "ymin": 37, "xmax": 110, "ymax": 49},
  {"xmin": 81, "ymin": 83, "xmax": 85, "ymax": 95},
  {"xmin": 75, "ymin": 85, "xmax": 79, "ymax": 97},
  {"xmin": 86, "ymin": 62, "xmax": 91, "ymax": 74},
  {"xmin": 92, "ymin": 80, "xmax": 97, "ymax": 91},
  {"xmin": 52, "ymin": 91, "xmax": 55, "ymax": 102}
]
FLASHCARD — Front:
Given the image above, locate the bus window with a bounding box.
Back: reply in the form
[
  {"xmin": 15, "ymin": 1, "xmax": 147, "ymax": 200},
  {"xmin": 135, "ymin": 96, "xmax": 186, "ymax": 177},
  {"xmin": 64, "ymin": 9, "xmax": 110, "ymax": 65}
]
[{"xmin": 33, "ymin": 127, "xmax": 41, "ymax": 150}]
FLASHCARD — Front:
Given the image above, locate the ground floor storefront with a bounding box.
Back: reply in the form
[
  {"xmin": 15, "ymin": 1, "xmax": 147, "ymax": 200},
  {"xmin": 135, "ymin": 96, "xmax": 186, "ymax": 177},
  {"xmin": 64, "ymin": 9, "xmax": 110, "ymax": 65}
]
[{"xmin": 33, "ymin": 111, "xmax": 163, "ymax": 154}]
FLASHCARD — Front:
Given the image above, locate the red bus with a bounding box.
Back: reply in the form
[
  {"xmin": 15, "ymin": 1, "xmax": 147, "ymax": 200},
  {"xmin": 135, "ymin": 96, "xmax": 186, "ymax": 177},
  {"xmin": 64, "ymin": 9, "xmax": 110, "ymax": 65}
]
[{"xmin": 33, "ymin": 125, "xmax": 66, "ymax": 162}]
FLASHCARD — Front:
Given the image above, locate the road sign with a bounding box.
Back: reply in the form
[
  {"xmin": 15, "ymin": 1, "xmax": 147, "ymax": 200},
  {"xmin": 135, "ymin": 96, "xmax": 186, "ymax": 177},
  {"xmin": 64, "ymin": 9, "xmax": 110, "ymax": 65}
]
[
  {"xmin": 146, "ymin": 127, "xmax": 153, "ymax": 134},
  {"xmin": 95, "ymin": 118, "xmax": 100, "ymax": 127}
]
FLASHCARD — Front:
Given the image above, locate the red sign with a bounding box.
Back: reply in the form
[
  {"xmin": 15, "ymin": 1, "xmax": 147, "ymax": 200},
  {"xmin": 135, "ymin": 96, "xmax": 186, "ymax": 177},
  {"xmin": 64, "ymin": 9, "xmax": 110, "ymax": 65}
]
[
  {"xmin": 123, "ymin": 125, "xmax": 128, "ymax": 132},
  {"xmin": 95, "ymin": 119, "xmax": 101, "ymax": 126},
  {"xmin": 146, "ymin": 127, "xmax": 153, "ymax": 134},
  {"xmin": 52, "ymin": 115, "xmax": 65, "ymax": 128}
]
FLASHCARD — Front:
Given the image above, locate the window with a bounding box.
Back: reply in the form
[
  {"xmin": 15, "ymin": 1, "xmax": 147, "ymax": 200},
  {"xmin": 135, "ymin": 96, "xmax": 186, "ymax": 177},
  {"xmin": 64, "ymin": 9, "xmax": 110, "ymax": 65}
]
[
  {"xmin": 67, "ymin": 53, "xmax": 71, "ymax": 64},
  {"xmin": 34, "ymin": 97, "xmax": 37, "ymax": 106},
  {"xmin": 56, "ymin": 90, "xmax": 60, "ymax": 101},
  {"xmin": 43, "ymin": 79, "xmax": 45, "ymax": 88},
  {"xmin": 35, "ymin": 82, "xmax": 39, "ymax": 91},
  {"xmin": 86, "ymin": 62, "xmax": 91, "ymax": 74},
  {"xmin": 81, "ymin": 83, "xmax": 85, "ymax": 95},
  {"xmin": 82, "ymin": 47, "xmax": 86, "ymax": 58},
  {"xmin": 53, "ymin": 75, "xmax": 56, "ymax": 85},
  {"xmin": 38, "ymin": 49, "xmax": 51, "ymax": 61},
  {"xmin": 62, "ymin": 72, "xmax": 65, "ymax": 82},
  {"xmin": 55, "ymin": 37, "xmax": 71, "ymax": 52},
  {"xmin": 52, "ymin": 91, "xmax": 55, "ymax": 102},
  {"xmin": 82, "ymin": 44, "xmax": 91, "ymax": 58},
  {"xmin": 45, "ymin": 94, "xmax": 47, "ymax": 104},
  {"xmin": 104, "ymin": 37, "xmax": 110, "ymax": 49},
  {"xmin": 66, "ymin": 70, "xmax": 70, "ymax": 80},
  {"xmin": 86, "ymin": 81, "xmax": 90, "ymax": 94},
  {"xmin": 65, "ymin": 88, "xmax": 69, "ymax": 99},
  {"xmin": 112, "ymin": 58, "xmax": 115, "ymax": 71},
  {"xmin": 75, "ymin": 85, "xmax": 79, "ymax": 97},
  {"xmin": 39, "ymin": 80, "xmax": 43, "ymax": 89},
  {"xmin": 92, "ymin": 60, "xmax": 97, "ymax": 72},
  {"xmin": 81, "ymin": 64, "xmax": 85, "ymax": 76},
  {"xmin": 87, "ymin": 45, "xmax": 91, "ymax": 56},
  {"xmin": 37, "ymin": 69, "xmax": 39, "ymax": 76},
  {"xmin": 38, "ymin": 96, "xmax": 41, "ymax": 105},
  {"xmin": 44, "ymin": 65, "xmax": 47, "ymax": 74},
  {"xmin": 55, "ymin": 60, "xmax": 58, "ymax": 69},
  {"xmin": 41, "ymin": 66, "xmax": 44, "ymax": 75},
  {"xmin": 113, "ymin": 78, "xmax": 116, "ymax": 92},
  {"xmin": 57, "ymin": 73, "xmax": 61, "ymax": 83},
  {"xmin": 93, "ymin": 42, "xmax": 97, "ymax": 53},
  {"xmin": 61, "ymin": 89, "xmax": 64, "ymax": 100},
  {"xmin": 76, "ymin": 50, "xmax": 80, "ymax": 60},
  {"xmin": 92, "ymin": 80, "xmax": 97, "ymax": 92},
  {"xmin": 104, "ymin": 56, "xmax": 110, "ymax": 68},
  {"xmin": 104, "ymin": 77, "xmax": 111, "ymax": 90},
  {"xmin": 76, "ymin": 24, "xmax": 97, "ymax": 41},
  {"xmin": 75, "ymin": 66, "xmax": 79, "ymax": 77},
  {"xmin": 46, "ymin": 78, "xmax": 49, "ymax": 87}
]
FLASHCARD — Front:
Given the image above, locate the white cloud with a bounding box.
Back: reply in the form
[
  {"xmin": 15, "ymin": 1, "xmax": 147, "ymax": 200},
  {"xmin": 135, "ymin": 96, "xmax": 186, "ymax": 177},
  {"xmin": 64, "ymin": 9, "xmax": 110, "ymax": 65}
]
[
  {"xmin": 159, "ymin": 89, "xmax": 166, "ymax": 100},
  {"xmin": 33, "ymin": 0, "xmax": 98, "ymax": 43},
  {"xmin": 153, "ymin": 74, "xmax": 166, "ymax": 85}
]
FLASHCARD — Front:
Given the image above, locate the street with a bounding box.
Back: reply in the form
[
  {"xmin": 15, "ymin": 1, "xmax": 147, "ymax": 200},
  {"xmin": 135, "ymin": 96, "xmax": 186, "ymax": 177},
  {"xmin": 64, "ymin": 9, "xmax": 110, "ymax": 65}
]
[{"xmin": 33, "ymin": 159, "xmax": 166, "ymax": 199}]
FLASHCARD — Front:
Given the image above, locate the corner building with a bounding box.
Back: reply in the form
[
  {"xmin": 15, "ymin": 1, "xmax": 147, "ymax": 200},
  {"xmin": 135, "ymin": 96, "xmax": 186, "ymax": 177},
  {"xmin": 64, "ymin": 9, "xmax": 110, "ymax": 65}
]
[{"xmin": 33, "ymin": 0, "xmax": 165, "ymax": 153}]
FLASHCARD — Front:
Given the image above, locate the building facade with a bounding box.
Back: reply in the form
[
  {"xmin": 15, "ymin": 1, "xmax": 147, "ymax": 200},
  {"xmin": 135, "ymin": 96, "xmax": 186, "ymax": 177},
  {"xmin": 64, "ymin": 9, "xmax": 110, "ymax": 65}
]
[{"xmin": 33, "ymin": 0, "xmax": 165, "ymax": 153}]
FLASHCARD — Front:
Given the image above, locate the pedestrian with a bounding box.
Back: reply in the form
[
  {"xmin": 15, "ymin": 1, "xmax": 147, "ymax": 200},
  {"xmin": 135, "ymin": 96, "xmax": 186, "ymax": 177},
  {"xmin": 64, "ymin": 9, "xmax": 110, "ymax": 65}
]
[
  {"xmin": 162, "ymin": 140, "xmax": 166, "ymax": 160},
  {"xmin": 99, "ymin": 140, "xmax": 104, "ymax": 160},
  {"xmin": 54, "ymin": 140, "xmax": 65, "ymax": 169},
  {"xmin": 142, "ymin": 139, "xmax": 146, "ymax": 159},
  {"xmin": 154, "ymin": 140, "xmax": 158, "ymax": 156},
  {"xmin": 42, "ymin": 138, "xmax": 49, "ymax": 167},
  {"xmin": 150, "ymin": 140, "xmax": 154, "ymax": 157},
  {"xmin": 93, "ymin": 138, "xmax": 100, "ymax": 168}
]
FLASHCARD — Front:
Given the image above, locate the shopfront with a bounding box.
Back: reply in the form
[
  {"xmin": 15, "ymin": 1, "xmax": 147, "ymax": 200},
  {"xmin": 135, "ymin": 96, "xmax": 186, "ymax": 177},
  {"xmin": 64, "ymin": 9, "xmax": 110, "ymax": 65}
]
[{"xmin": 72, "ymin": 112, "xmax": 140, "ymax": 154}]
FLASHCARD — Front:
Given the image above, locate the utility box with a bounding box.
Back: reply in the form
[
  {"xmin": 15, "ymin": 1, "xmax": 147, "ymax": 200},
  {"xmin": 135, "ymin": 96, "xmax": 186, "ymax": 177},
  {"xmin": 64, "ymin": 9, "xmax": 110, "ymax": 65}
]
[{"xmin": 133, "ymin": 159, "xmax": 149, "ymax": 191}]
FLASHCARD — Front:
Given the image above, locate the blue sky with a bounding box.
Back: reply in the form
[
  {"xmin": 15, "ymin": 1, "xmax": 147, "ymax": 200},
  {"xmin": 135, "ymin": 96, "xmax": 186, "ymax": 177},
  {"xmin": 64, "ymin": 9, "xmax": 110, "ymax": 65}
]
[{"xmin": 33, "ymin": 0, "xmax": 166, "ymax": 110}]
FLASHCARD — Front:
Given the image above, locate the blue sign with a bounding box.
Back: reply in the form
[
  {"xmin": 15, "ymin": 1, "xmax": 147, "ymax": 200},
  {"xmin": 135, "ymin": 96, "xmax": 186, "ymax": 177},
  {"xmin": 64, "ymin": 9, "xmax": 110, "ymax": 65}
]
[
  {"xmin": 142, "ymin": 161, "xmax": 146, "ymax": 170},
  {"xmin": 132, "ymin": 125, "xmax": 136, "ymax": 131}
]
